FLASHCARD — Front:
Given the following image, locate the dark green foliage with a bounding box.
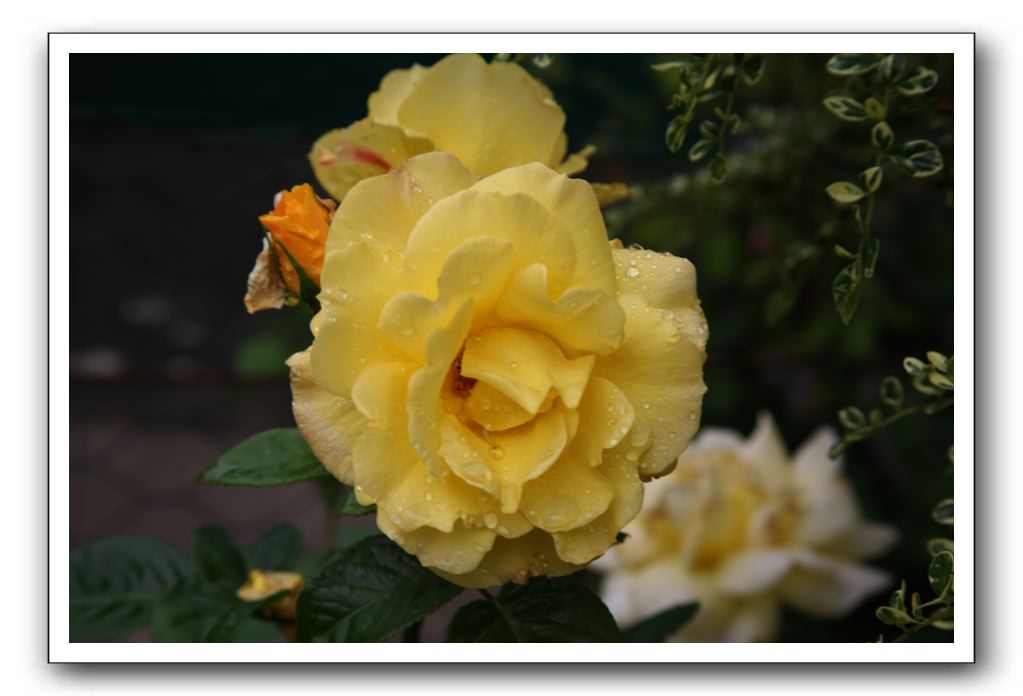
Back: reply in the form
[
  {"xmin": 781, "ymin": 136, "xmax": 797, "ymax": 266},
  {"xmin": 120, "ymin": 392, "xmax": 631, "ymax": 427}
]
[
  {"xmin": 70, "ymin": 538, "xmax": 194, "ymax": 640},
  {"xmin": 200, "ymin": 428, "xmax": 329, "ymax": 486},
  {"xmin": 622, "ymin": 603, "xmax": 700, "ymax": 642},
  {"xmin": 296, "ymin": 535, "xmax": 461, "ymax": 642},
  {"xmin": 445, "ymin": 578, "xmax": 622, "ymax": 642}
]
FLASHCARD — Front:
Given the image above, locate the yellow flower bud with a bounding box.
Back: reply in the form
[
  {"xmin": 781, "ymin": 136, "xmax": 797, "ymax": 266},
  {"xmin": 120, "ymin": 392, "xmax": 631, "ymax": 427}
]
[{"xmin": 236, "ymin": 569, "xmax": 304, "ymax": 622}]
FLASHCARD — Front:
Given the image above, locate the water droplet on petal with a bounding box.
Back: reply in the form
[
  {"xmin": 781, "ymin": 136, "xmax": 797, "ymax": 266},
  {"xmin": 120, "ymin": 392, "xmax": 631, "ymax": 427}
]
[{"xmin": 625, "ymin": 266, "xmax": 640, "ymax": 278}]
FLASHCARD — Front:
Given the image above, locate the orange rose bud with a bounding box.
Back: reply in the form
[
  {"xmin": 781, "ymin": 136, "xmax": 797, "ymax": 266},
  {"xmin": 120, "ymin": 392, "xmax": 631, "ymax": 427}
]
[{"xmin": 258, "ymin": 184, "xmax": 335, "ymax": 294}]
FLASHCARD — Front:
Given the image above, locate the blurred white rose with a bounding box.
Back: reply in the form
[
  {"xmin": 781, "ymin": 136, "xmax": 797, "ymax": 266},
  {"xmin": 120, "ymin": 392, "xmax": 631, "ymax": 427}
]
[{"xmin": 598, "ymin": 412, "xmax": 897, "ymax": 642}]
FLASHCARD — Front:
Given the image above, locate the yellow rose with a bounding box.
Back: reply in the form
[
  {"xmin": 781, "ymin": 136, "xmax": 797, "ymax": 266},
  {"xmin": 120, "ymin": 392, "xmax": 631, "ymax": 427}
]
[
  {"xmin": 288, "ymin": 151, "xmax": 707, "ymax": 587},
  {"xmin": 309, "ymin": 54, "xmax": 592, "ymax": 202},
  {"xmin": 598, "ymin": 413, "xmax": 897, "ymax": 641}
]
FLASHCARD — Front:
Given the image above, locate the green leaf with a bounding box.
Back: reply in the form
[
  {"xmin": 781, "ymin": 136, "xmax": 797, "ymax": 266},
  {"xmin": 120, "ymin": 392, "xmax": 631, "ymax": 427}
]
[
  {"xmin": 863, "ymin": 237, "xmax": 881, "ymax": 278},
  {"xmin": 666, "ymin": 113, "xmax": 693, "ymax": 153},
  {"xmin": 879, "ymin": 376, "xmax": 903, "ymax": 407},
  {"xmin": 739, "ymin": 54, "xmax": 765, "ymax": 85},
  {"xmin": 296, "ymin": 535, "xmax": 461, "ymax": 642},
  {"xmin": 823, "ymin": 96, "xmax": 869, "ymax": 121},
  {"xmin": 201, "ymin": 428, "xmax": 329, "ymax": 486},
  {"xmin": 710, "ymin": 154, "xmax": 728, "ymax": 184},
  {"xmin": 826, "ymin": 181, "xmax": 866, "ymax": 204},
  {"xmin": 926, "ymin": 351, "xmax": 950, "ymax": 372},
  {"xmin": 928, "ymin": 550, "xmax": 954, "ymax": 597},
  {"xmin": 151, "ymin": 583, "xmax": 283, "ymax": 642},
  {"xmin": 833, "ymin": 263, "xmax": 862, "ymax": 325},
  {"xmin": 337, "ymin": 522, "xmax": 379, "ymax": 549},
  {"xmin": 838, "ymin": 406, "xmax": 866, "ymax": 430},
  {"xmin": 688, "ymin": 138, "xmax": 714, "ymax": 162},
  {"xmin": 892, "ymin": 140, "xmax": 944, "ymax": 177},
  {"xmin": 871, "ymin": 121, "xmax": 894, "ymax": 150},
  {"xmin": 876, "ymin": 606, "xmax": 913, "ymax": 627},
  {"xmin": 903, "ymin": 356, "xmax": 928, "ymax": 376},
  {"xmin": 698, "ymin": 120, "xmax": 721, "ymax": 140},
  {"xmin": 651, "ymin": 61, "xmax": 687, "ymax": 73},
  {"xmin": 863, "ymin": 97, "xmax": 886, "ymax": 120},
  {"xmin": 826, "ymin": 54, "xmax": 882, "ymax": 75},
  {"xmin": 246, "ymin": 524, "xmax": 301, "ymax": 571},
  {"xmin": 861, "ymin": 166, "xmax": 883, "ymax": 193},
  {"xmin": 889, "ymin": 580, "xmax": 907, "ymax": 612},
  {"xmin": 878, "ymin": 54, "xmax": 906, "ymax": 84},
  {"xmin": 189, "ymin": 526, "xmax": 249, "ymax": 591},
  {"xmin": 70, "ymin": 537, "xmax": 194, "ymax": 640},
  {"xmin": 531, "ymin": 54, "xmax": 552, "ymax": 69},
  {"xmin": 445, "ymin": 578, "xmax": 622, "ymax": 642},
  {"xmin": 339, "ymin": 489, "xmax": 377, "ymax": 516},
  {"xmin": 623, "ymin": 603, "xmax": 699, "ymax": 642},
  {"xmin": 932, "ymin": 498, "xmax": 954, "ymax": 526},
  {"xmin": 898, "ymin": 66, "xmax": 939, "ymax": 96}
]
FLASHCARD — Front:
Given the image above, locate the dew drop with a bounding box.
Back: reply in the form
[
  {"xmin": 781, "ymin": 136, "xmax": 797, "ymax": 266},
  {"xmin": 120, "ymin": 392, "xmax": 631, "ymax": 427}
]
[
  {"xmin": 489, "ymin": 445, "xmax": 505, "ymax": 460},
  {"xmin": 625, "ymin": 266, "xmax": 641, "ymax": 278},
  {"xmin": 483, "ymin": 512, "xmax": 498, "ymax": 529},
  {"xmin": 338, "ymin": 289, "xmax": 349, "ymax": 300}
]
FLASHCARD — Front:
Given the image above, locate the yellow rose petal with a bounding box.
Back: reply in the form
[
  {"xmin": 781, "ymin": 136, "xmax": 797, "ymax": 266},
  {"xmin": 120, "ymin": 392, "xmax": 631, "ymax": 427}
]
[
  {"xmin": 377, "ymin": 514, "xmax": 496, "ymax": 576},
  {"xmin": 463, "ymin": 380, "xmax": 535, "ymax": 432},
  {"xmin": 552, "ymin": 446, "xmax": 644, "ymax": 565},
  {"xmin": 309, "ymin": 118, "xmax": 433, "ymax": 201},
  {"xmin": 520, "ymin": 454, "xmax": 614, "ymax": 532},
  {"xmin": 311, "ymin": 239, "xmax": 406, "ymax": 398},
  {"xmin": 595, "ymin": 288, "xmax": 707, "ymax": 480},
  {"xmin": 405, "ymin": 300, "xmax": 475, "ymax": 477},
  {"xmin": 378, "ymin": 236, "xmax": 515, "ymax": 358},
  {"xmin": 434, "ymin": 530, "xmax": 583, "ymax": 589},
  {"xmin": 495, "ymin": 263, "xmax": 624, "ymax": 356},
  {"xmin": 368, "ymin": 64, "xmax": 427, "ymax": 125},
  {"xmin": 327, "ymin": 151, "xmax": 477, "ymax": 255},
  {"xmin": 474, "ymin": 161, "xmax": 616, "ymax": 293},
  {"xmin": 460, "ymin": 327, "xmax": 596, "ymax": 413},
  {"xmin": 565, "ymin": 376, "xmax": 637, "ymax": 467},
  {"xmin": 395, "ymin": 54, "xmax": 566, "ymax": 176},
  {"xmin": 287, "ymin": 350, "xmax": 365, "ymax": 485},
  {"xmin": 403, "ymin": 188, "xmax": 575, "ymax": 299}
]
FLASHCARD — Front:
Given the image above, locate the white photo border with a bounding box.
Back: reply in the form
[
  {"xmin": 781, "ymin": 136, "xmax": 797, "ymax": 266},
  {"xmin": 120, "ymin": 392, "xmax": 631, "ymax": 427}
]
[{"xmin": 50, "ymin": 32, "xmax": 974, "ymax": 663}]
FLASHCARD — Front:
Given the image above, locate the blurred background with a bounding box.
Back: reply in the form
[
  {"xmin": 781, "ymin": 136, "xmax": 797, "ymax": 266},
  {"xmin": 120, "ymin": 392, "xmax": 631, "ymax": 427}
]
[{"xmin": 70, "ymin": 53, "xmax": 954, "ymax": 641}]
